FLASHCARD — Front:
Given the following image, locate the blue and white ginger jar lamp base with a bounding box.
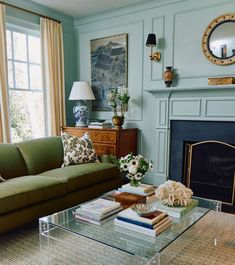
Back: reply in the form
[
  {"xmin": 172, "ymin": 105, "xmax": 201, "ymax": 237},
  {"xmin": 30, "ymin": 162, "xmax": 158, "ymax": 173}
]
[{"xmin": 73, "ymin": 100, "xmax": 89, "ymax": 127}]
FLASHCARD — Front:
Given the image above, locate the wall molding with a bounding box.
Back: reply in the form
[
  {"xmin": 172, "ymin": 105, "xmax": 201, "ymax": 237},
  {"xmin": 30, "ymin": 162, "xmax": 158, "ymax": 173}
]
[
  {"xmin": 173, "ymin": 0, "xmax": 235, "ymax": 17},
  {"xmin": 77, "ymin": 19, "xmax": 144, "ymax": 122},
  {"xmin": 158, "ymin": 99, "xmax": 168, "ymax": 127},
  {"xmin": 205, "ymin": 98, "xmax": 235, "ymax": 118},
  {"xmin": 170, "ymin": 99, "xmax": 201, "ymax": 117},
  {"xmin": 74, "ymin": 0, "xmax": 187, "ymax": 26},
  {"xmin": 76, "ymin": 17, "xmax": 145, "ymax": 34},
  {"xmin": 156, "ymin": 129, "xmax": 168, "ymax": 174},
  {"xmin": 150, "ymin": 15, "xmax": 165, "ymax": 81}
]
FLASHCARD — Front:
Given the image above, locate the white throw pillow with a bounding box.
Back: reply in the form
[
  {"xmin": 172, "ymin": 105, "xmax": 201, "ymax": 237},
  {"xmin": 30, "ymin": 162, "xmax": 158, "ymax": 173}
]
[{"xmin": 61, "ymin": 132, "xmax": 99, "ymax": 167}]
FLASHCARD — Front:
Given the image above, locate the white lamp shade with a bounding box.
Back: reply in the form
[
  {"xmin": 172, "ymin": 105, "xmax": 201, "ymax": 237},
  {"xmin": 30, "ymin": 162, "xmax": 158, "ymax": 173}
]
[{"xmin": 69, "ymin": 81, "xmax": 95, "ymax": 100}]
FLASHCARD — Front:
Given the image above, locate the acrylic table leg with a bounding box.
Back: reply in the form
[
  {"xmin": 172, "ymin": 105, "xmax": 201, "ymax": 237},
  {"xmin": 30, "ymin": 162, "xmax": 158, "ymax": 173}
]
[
  {"xmin": 215, "ymin": 200, "xmax": 222, "ymax": 246},
  {"xmin": 39, "ymin": 220, "xmax": 51, "ymax": 265},
  {"xmin": 148, "ymin": 252, "xmax": 161, "ymax": 265},
  {"xmin": 210, "ymin": 200, "xmax": 222, "ymax": 246}
]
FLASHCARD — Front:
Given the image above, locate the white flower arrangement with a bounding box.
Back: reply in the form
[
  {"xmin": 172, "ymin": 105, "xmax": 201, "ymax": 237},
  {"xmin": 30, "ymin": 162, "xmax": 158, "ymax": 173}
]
[
  {"xmin": 155, "ymin": 180, "xmax": 193, "ymax": 207},
  {"xmin": 114, "ymin": 153, "xmax": 153, "ymax": 186}
]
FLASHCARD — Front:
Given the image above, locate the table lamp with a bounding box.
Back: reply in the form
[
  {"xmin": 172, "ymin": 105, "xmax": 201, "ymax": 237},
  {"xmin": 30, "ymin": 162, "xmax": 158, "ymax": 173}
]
[{"xmin": 69, "ymin": 81, "xmax": 95, "ymax": 127}]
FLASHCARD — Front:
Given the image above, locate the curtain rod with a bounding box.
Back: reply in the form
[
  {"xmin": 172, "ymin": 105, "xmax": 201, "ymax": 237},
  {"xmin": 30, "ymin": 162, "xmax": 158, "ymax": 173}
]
[{"xmin": 0, "ymin": 1, "xmax": 61, "ymax": 23}]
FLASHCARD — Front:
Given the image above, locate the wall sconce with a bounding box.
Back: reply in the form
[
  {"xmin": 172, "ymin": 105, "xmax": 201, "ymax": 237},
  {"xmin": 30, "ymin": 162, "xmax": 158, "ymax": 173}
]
[{"xmin": 146, "ymin": 33, "xmax": 161, "ymax": 62}]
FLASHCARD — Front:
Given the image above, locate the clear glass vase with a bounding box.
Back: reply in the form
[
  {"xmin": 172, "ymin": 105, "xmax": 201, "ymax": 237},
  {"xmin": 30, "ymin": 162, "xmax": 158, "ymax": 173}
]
[{"xmin": 130, "ymin": 178, "xmax": 141, "ymax": 187}]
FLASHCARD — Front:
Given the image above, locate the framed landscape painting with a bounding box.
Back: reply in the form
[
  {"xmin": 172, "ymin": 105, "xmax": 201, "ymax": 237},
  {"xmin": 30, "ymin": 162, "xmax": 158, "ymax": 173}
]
[{"xmin": 90, "ymin": 34, "xmax": 128, "ymax": 111}]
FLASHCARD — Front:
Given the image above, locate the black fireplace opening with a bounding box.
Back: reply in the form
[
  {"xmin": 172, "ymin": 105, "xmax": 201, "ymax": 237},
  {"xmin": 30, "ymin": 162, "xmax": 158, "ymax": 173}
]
[
  {"xmin": 169, "ymin": 120, "xmax": 235, "ymax": 211},
  {"xmin": 183, "ymin": 141, "xmax": 235, "ymax": 205}
]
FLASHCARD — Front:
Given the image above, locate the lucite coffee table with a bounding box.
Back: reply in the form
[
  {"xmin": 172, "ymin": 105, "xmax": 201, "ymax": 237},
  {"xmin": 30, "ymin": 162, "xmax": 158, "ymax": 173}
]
[{"xmin": 39, "ymin": 194, "xmax": 221, "ymax": 265}]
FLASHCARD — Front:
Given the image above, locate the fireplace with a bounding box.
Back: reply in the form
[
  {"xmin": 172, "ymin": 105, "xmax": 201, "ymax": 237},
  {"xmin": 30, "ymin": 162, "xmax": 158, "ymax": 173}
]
[
  {"xmin": 147, "ymin": 85, "xmax": 235, "ymax": 213},
  {"xmin": 169, "ymin": 120, "xmax": 235, "ymax": 210},
  {"xmin": 184, "ymin": 141, "xmax": 235, "ymax": 205}
]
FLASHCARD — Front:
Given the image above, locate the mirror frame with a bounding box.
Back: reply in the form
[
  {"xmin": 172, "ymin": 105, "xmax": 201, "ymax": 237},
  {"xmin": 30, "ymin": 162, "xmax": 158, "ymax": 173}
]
[{"xmin": 202, "ymin": 13, "xmax": 235, "ymax": 65}]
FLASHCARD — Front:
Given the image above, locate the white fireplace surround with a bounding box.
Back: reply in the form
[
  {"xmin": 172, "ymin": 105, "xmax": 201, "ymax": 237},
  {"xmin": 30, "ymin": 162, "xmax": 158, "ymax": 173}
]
[{"xmin": 147, "ymin": 85, "xmax": 235, "ymax": 186}]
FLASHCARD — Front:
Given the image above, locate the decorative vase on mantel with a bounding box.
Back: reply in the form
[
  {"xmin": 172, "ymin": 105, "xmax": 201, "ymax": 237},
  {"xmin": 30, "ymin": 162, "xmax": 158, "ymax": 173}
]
[
  {"xmin": 112, "ymin": 115, "xmax": 124, "ymax": 129},
  {"xmin": 163, "ymin": 66, "xmax": 174, "ymax": 87}
]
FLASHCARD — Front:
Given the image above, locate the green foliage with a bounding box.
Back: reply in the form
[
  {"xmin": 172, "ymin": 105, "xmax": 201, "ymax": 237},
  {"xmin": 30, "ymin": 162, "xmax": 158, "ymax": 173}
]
[{"xmin": 9, "ymin": 92, "xmax": 32, "ymax": 142}]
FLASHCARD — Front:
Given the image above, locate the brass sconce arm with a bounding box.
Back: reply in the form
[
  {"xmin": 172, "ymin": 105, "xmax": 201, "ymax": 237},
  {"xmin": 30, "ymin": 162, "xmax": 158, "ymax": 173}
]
[{"xmin": 150, "ymin": 51, "xmax": 161, "ymax": 62}]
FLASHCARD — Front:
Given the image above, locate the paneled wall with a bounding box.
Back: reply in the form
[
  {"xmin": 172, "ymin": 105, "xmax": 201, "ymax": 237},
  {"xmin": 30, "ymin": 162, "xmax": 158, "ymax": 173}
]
[{"xmin": 73, "ymin": 0, "xmax": 235, "ymax": 185}]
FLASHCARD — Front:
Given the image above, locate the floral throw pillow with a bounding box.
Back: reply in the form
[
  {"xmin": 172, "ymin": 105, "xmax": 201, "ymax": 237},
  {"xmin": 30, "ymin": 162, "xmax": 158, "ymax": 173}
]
[{"xmin": 61, "ymin": 132, "xmax": 99, "ymax": 167}]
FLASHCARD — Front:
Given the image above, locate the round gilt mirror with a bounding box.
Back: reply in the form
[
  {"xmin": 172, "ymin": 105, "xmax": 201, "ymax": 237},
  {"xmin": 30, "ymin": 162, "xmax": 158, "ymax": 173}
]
[{"xmin": 202, "ymin": 13, "xmax": 235, "ymax": 65}]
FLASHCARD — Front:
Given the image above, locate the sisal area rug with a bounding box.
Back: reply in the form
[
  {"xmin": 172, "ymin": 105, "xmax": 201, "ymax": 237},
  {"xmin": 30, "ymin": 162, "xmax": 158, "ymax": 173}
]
[{"xmin": 0, "ymin": 211, "xmax": 234, "ymax": 265}]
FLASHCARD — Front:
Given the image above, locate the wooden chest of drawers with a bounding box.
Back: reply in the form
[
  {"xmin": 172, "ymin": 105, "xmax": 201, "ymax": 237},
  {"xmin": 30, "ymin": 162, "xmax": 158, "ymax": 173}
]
[{"xmin": 62, "ymin": 127, "xmax": 138, "ymax": 157}]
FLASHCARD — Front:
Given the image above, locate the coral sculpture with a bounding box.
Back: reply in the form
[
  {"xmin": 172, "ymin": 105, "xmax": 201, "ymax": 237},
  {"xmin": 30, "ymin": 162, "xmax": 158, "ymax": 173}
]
[{"xmin": 155, "ymin": 180, "xmax": 193, "ymax": 207}]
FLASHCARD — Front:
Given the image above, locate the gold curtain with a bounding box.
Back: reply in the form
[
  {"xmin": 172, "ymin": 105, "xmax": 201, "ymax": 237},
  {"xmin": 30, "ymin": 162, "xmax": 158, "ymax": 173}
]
[
  {"xmin": 40, "ymin": 18, "xmax": 65, "ymax": 136},
  {"xmin": 0, "ymin": 4, "xmax": 10, "ymax": 143}
]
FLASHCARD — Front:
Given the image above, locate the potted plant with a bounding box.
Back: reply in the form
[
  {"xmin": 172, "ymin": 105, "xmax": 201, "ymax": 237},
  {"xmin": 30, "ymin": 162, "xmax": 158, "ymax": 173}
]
[{"xmin": 107, "ymin": 86, "xmax": 130, "ymax": 128}]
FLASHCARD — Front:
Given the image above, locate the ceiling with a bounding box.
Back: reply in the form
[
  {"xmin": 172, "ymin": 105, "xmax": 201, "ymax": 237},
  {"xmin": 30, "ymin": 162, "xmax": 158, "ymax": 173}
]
[{"xmin": 29, "ymin": 0, "xmax": 154, "ymax": 18}]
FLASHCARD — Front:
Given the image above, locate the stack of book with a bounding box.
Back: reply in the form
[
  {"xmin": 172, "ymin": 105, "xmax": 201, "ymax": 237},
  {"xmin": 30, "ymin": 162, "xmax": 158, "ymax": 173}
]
[
  {"xmin": 154, "ymin": 199, "xmax": 199, "ymax": 218},
  {"xmin": 88, "ymin": 121, "xmax": 112, "ymax": 129},
  {"xmin": 74, "ymin": 198, "xmax": 122, "ymax": 225},
  {"xmin": 114, "ymin": 207, "xmax": 171, "ymax": 237},
  {"xmin": 118, "ymin": 183, "xmax": 156, "ymax": 196}
]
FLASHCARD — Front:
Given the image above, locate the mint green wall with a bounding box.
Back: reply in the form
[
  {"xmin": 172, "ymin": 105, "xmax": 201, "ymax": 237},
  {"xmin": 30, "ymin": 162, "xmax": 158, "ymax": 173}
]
[
  {"xmin": 74, "ymin": 0, "xmax": 235, "ymax": 185},
  {"xmin": 4, "ymin": 0, "xmax": 76, "ymax": 122},
  {"xmin": 5, "ymin": 0, "xmax": 235, "ymax": 185}
]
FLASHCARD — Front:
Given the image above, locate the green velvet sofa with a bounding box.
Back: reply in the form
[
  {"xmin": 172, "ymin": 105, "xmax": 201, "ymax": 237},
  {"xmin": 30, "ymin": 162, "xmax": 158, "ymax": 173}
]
[{"xmin": 0, "ymin": 136, "xmax": 121, "ymax": 234}]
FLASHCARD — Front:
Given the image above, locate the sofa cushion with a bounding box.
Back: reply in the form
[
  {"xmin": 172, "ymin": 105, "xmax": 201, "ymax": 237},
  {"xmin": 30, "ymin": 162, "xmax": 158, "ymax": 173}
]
[
  {"xmin": 0, "ymin": 175, "xmax": 66, "ymax": 215},
  {"xmin": 16, "ymin": 137, "xmax": 64, "ymax": 175},
  {"xmin": 0, "ymin": 144, "xmax": 28, "ymax": 179},
  {"xmin": 40, "ymin": 163, "xmax": 120, "ymax": 192},
  {"xmin": 61, "ymin": 132, "xmax": 98, "ymax": 167}
]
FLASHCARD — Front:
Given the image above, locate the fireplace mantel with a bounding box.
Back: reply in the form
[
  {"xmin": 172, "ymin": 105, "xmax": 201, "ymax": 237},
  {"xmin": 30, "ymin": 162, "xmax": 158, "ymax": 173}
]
[
  {"xmin": 147, "ymin": 85, "xmax": 235, "ymax": 186},
  {"xmin": 146, "ymin": 84, "xmax": 235, "ymax": 96}
]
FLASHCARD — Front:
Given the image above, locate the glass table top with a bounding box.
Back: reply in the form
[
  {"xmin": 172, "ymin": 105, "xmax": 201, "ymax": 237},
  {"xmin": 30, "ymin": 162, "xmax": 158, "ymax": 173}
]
[{"xmin": 39, "ymin": 195, "xmax": 218, "ymax": 260}]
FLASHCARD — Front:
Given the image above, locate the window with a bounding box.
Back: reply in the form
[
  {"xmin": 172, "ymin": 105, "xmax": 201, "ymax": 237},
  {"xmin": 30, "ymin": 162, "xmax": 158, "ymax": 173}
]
[{"xmin": 6, "ymin": 25, "xmax": 46, "ymax": 143}]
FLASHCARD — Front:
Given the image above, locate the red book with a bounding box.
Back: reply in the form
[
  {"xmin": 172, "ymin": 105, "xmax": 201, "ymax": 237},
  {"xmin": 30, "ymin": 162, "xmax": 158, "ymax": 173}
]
[{"xmin": 114, "ymin": 192, "xmax": 146, "ymax": 208}]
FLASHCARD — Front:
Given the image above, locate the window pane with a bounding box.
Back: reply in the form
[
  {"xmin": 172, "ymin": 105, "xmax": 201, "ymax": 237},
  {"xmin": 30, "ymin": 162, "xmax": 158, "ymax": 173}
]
[
  {"xmin": 9, "ymin": 90, "xmax": 45, "ymax": 143},
  {"xmin": 28, "ymin": 36, "xmax": 40, "ymax": 63},
  {"xmin": 8, "ymin": 61, "xmax": 14, "ymax": 88},
  {"xmin": 13, "ymin": 32, "xmax": 27, "ymax": 61},
  {"xmin": 7, "ymin": 26, "xmax": 46, "ymax": 142},
  {"xmin": 29, "ymin": 64, "xmax": 42, "ymax": 90},
  {"xmin": 7, "ymin": 30, "xmax": 12, "ymax": 59},
  {"xmin": 15, "ymin": 62, "xmax": 28, "ymax": 88}
]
